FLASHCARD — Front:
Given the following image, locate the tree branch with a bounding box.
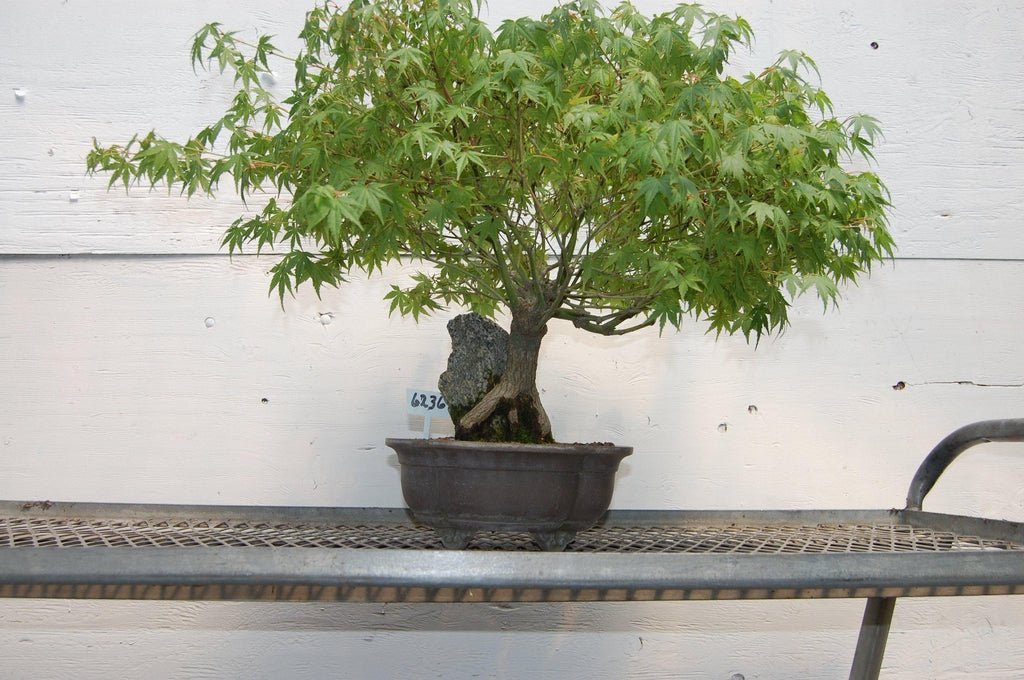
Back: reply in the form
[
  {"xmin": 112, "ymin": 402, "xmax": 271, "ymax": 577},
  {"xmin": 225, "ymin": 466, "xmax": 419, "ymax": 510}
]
[{"xmin": 554, "ymin": 308, "xmax": 658, "ymax": 336}]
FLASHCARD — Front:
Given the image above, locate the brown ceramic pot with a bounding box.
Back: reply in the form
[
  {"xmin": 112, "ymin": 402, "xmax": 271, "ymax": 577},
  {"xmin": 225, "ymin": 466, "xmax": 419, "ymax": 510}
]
[{"xmin": 385, "ymin": 438, "xmax": 632, "ymax": 551}]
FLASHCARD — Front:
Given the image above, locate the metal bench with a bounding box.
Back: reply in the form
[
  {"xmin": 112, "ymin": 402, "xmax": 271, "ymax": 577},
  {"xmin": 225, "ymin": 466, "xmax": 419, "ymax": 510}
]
[{"xmin": 2, "ymin": 419, "xmax": 1022, "ymax": 680}]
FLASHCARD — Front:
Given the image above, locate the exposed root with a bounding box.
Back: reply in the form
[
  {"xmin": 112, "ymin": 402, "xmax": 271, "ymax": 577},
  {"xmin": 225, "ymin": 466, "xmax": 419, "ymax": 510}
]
[{"xmin": 457, "ymin": 380, "xmax": 553, "ymax": 443}]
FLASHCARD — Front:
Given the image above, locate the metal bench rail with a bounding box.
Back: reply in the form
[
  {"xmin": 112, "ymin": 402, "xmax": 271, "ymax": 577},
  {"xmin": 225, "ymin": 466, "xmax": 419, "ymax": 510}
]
[{"xmin": 3, "ymin": 419, "xmax": 1022, "ymax": 680}]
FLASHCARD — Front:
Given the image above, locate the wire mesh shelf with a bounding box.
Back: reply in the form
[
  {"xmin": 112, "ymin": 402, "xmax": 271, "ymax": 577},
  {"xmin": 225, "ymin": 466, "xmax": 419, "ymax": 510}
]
[
  {"xmin": 2, "ymin": 504, "xmax": 1023, "ymax": 602},
  {"xmin": 2, "ymin": 514, "xmax": 1021, "ymax": 554}
]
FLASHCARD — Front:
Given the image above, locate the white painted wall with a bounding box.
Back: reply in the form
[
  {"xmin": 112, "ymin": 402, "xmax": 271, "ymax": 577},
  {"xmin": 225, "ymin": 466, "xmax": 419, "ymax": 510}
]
[{"xmin": 1, "ymin": 1, "xmax": 1022, "ymax": 678}]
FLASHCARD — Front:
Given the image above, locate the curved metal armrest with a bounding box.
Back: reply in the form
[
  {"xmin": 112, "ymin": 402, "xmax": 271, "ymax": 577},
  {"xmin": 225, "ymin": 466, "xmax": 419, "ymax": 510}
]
[{"xmin": 906, "ymin": 418, "xmax": 1024, "ymax": 510}]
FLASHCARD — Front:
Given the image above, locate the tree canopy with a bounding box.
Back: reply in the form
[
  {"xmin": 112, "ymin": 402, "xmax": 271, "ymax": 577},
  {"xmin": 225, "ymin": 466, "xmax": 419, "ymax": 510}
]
[{"xmin": 88, "ymin": 0, "xmax": 892, "ymax": 344}]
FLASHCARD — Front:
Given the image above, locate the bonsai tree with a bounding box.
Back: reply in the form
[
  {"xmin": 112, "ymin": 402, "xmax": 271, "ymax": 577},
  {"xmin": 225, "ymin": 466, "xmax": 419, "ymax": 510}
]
[{"xmin": 87, "ymin": 0, "xmax": 892, "ymax": 444}]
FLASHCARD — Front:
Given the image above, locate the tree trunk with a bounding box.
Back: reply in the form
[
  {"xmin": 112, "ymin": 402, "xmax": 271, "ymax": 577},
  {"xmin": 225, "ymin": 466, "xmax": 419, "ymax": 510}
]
[{"xmin": 456, "ymin": 306, "xmax": 554, "ymax": 443}]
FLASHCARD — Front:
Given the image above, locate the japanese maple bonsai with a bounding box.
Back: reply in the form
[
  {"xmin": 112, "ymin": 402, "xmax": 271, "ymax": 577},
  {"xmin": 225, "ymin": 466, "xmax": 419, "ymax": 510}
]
[{"xmin": 87, "ymin": 0, "xmax": 892, "ymax": 544}]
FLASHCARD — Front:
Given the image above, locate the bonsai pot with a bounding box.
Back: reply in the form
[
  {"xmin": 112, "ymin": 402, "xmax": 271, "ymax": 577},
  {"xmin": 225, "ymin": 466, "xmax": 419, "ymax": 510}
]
[{"xmin": 385, "ymin": 438, "xmax": 632, "ymax": 551}]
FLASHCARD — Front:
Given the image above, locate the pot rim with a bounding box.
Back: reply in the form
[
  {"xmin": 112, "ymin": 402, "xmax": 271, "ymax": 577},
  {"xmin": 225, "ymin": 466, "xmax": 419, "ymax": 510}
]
[{"xmin": 385, "ymin": 437, "xmax": 632, "ymax": 456}]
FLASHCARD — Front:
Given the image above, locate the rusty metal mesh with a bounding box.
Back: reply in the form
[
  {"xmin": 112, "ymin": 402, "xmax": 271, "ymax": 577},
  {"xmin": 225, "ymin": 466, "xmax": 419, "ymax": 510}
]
[{"xmin": 2, "ymin": 516, "xmax": 1021, "ymax": 553}]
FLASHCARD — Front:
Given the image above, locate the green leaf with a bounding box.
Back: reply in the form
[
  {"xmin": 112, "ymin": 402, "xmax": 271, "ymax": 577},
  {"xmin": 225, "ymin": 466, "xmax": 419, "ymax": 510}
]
[
  {"xmin": 745, "ymin": 201, "xmax": 774, "ymax": 229},
  {"xmin": 719, "ymin": 150, "xmax": 748, "ymax": 179}
]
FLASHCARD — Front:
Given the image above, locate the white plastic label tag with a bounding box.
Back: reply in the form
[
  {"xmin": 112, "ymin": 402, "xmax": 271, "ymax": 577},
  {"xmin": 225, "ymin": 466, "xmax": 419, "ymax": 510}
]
[{"xmin": 406, "ymin": 389, "xmax": 450, "ymax": 438}]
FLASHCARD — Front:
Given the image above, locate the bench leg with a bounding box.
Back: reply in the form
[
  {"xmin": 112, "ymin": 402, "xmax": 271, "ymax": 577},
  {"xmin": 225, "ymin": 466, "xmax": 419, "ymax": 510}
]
[{"xmin": 849, "ymin": 596, "xmax": 897, "ymax": 680}]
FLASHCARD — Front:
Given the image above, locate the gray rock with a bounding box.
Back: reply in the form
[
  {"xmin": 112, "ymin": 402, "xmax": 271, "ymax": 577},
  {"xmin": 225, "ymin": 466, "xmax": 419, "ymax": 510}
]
[{"xmin": 438, "ymin": 313, "xmax": 509, "ymax": 418}]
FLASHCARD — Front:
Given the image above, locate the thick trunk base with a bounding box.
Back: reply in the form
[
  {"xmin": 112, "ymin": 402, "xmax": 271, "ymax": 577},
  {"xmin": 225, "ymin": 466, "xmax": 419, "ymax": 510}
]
[
  {"xmin": 455, "ymin": 309, "xmax": 553, "ymax": 443},
  {"xmin": 456, "ymin": 388, "xmax": 553, "ymax": 444}
]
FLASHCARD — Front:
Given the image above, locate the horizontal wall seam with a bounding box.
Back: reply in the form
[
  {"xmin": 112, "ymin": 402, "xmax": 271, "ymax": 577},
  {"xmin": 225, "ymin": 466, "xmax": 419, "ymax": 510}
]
[{"xmin": 0, "ymin": 254, "xmax": 1023, "ymax": 264}]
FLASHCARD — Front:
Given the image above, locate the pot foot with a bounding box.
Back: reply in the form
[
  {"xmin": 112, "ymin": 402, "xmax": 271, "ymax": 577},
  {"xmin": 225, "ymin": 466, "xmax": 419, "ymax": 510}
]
[
  {"xmin": 435, "ymin": 528, "xmax": 475, "ymax": 550},
  {"xmin": 531, "ymin": 530, "xmax": 576, "ymax": 552}
]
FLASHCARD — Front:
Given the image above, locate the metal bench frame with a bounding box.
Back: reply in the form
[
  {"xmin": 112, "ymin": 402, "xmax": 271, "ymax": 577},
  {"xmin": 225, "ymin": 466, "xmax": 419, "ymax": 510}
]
[{"xmin": 2, "ymin": 419, "xmax": 1022, "ymax": 680}]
